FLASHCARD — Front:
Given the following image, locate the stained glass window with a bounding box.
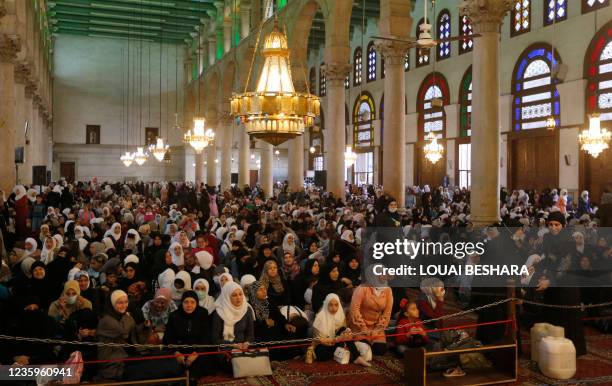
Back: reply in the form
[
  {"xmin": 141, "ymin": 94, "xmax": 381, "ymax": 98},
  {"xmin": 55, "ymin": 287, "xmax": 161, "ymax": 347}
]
[
  {"xmin": 585, "ymin": 22, "xmax": 612, "ymax": 122},
  {"xmin": 309, "ymin": 67, "xmax": 316, "ymax": 94},
  {"xmin": 418, "ymin": 73, "xmax": 449, "ymax": 140},
  {"xmin": 367, "ymin": 42, "xmax": 377, "ymax": 82},
  {"xmin": 460, "ymin": 67, "xmax": 472, "ymax": 136},
  {"xmin": 512, "ymin": 45, "xmax": 561, "ymax": 130},
  {"xmin": 416, "ymin": 18, "xmax": 430, "ymax": 68},
  {"xmin": 582, "ymin": 0, "xmax": 609, "ymax": 13},
  {"xmin": 353, "ymin": 92, "xmax": 375, "ymax": 148},
  {"xmin": 319, "ymin": 63, "xmax": 326, "ymax": 96},
  {"xmin": 511, "ymin": 0, "xmax": 531, "ymax": 36},
  {"xmin": 544, "ymin": 0, "xmax": 567, "ymax": 25},
  {"xmin": 353, "ymin": 47, "xmax": 362, "ymax": 86},
  {"xmin": 437, "ymin": 10, "xmax": 451, "ymax": 60},
  {"xmin": 459, "ymin": 15, "xmax": 473, "ymax": 54}
]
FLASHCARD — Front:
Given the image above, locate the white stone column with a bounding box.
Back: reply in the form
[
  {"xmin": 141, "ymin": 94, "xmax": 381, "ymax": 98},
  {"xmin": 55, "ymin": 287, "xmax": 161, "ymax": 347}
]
[
  {"xmin": 206, "ymin": 124, "xmax": 218, "ymax": 187},
  {"xmin": 220, "ymin": 118, "xmax": 233, "ymax": 192},
  {"xmin": 288, "ymin": 135, "xmax": 304, "ymax": 192},
  {"xmin": 377, "ymin": 41, "xmax": 410, "ymax": 206},
  {"xmin": 460, "ymin": 0, "xmax": 511, "ymax": 226},
  {"xmin": 240, "ymin": 4, "xmax": 251, "ymax": 39},
  {"xmin": 260, "ymin": 142, "xmax": 273, "ymax": 198},
  {"xmin": 195, "ymin": 152, "xmax": 205, "ymax": 184},
  {"xmin": 223, "ymin": 19, "xmax": 231, "ymax": 54},
  {"xmin": 0, "ymin": 34, "xmax": 19, "ymax": 192},
  {"xmin": 238, "ymin": 126, "xmax": 250, "ymax": 187},
  {"xmin": 323, "ymin": 63, "xmax": 351, "ymax": 200}
]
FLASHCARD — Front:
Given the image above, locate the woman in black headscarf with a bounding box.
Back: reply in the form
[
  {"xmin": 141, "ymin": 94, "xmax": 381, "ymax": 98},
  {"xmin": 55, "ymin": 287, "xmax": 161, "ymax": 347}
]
[
  {"xmin": 12, "ymin": 261, "xmax": 54, "ymax": 311},
  {"xmin": 163, "ymin": 290, "xmax": 212, "ymax": 380},
  {"xmin": 295, "ymin": 258, "xmax": 320, "ymax": 309},
  {"xmin": 312, "ymin": 263, "xmax": 343, "ymax": 313},
  {"xmin": 7, "ymin": 296, "xmax": 57, "ymax": 365}
]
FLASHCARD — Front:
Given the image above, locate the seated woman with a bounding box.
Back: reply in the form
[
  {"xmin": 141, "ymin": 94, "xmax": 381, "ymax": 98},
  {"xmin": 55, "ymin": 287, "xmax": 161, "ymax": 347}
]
[
  {"xmin": 164, "ymin": 290, "xmax": 213, "ymax": 381},
  {"xmin": 193, "ymin": 278, "xmax": 216, "ymax": 315},
  {"xmin": 212, "ymin": 281, "xmax": 254, "ymax": 348},
  {"xmin": 311, "ymin": 263, "xmax": 342, "ymax": 313},
  {"xmin": 247, "ymin": 281, "xmax": 305, "ymax": 360},
  {"xmin": 348, "ymin": 267, "xmax": 393, "ymax": 356},
  {"xmin": 295, "ymin": 259, "xmax": 320, "ymax": 312},
  {"xmin": 48, "ymin": 280, "xmax": 93, "ymax": 327},
  {"xmin": 259, "ymin": 260, "xmax": 291, "ymax": 307},
  {"xmin": 141, "ymin": 288, "xmax": 177, "ymax": 341},
  {"xmin": 312, "ymin": 293, "xmax": 370, "ymax": 367}
]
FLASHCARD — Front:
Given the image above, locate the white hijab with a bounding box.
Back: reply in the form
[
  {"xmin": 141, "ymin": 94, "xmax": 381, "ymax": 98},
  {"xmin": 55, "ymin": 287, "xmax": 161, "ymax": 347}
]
[
  {"xmin": 313, "ymin": 293, "xmax": 345, "ymax": 338},
  {"xmin": 158, "ymin": 268, "xmax": 175, "ymax": 289},
  {"xmin": 193, "ymin": 278, "xmax": 216, "ymax": 314},
  {"xmin": 13, "ymin": 185, "xmax": 26, "ymax": 201},
  {"xmin": 195, "ymin": 250, "xmax": 213, "ymax": 270},
  {"xmin": 169, "ymin": 242, "xmax": 184, "ymax": 266},
  {"xmin": 172, "ymin": 270, "xmax": 192, "ymax": 302},
  {"xmin": 125, "ymin": 228, "xmax": 141, "ymax": 244},
  {"xmin": 24, "ymin": 238, "xmax": 38, "ymax": 257},
  {"xmin": 214, "ymin": 281, "xmax": 249, "ymax": 342},
  {"xmin": 282, "ymin": 233, "xmax": 297, "ymax": 254},
  {"xmin": 40, "ymin": 237, "xmax": 56, "ymax": 265},
  {"xmin": 105, "ymin": 223, "xmax": 122, "ymax": 241}
]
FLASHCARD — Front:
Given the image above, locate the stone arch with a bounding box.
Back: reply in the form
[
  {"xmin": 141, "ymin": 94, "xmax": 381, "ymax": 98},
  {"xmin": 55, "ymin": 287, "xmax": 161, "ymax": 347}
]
[{"xmin": 220, "ymin": 61, "xmax": 237, "ymax": 114}]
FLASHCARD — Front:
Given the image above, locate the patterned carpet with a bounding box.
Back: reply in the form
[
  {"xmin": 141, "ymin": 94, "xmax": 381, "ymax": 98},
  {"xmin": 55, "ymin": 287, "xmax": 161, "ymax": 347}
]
[{"xmin": 197, "ymin": 325, "xmax": 612, "ymax": 386}]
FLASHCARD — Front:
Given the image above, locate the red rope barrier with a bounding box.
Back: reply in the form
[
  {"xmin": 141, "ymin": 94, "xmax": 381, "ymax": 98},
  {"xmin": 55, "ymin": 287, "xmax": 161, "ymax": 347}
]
[{"xmin": 36, "ymin": 319, "xmax": 514, "ymax": 367}]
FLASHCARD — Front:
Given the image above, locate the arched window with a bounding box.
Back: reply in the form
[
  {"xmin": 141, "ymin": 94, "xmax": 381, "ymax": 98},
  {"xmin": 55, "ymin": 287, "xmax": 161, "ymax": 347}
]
[
  {"xmin": 404, "ymin": 53, "xmax": 410, "ymax": 71},
  {"xmin": 367, "ymin": 42, "xmax": 377, "ymax": 82},
  {"xmin": 512, "ymin": 44, "xmax": 561, "ymax": 130},
  {"xmin": 545, "ymin": 0, "xmax": 567, "ymax": 25},
  {"xmin": 511, "ymin": 0, "xmax": 531, "ymax": 37},
  {"xmin": 437, "ymin": 10, "xmax": 451, "ymax": 60},
  {"xmin": 585, "ymin": 21, "xmax": 612, "ymax": 122},
  {"xmin": 418, "ymin": 73, "xmax": 450, "ymax": 140},
  {"xmin": 460, "ymin": 66, "xmax": 472, "ymax": 137},
  {"xmin": 582, "ymin": 0, "xmax": 609, "ymax": 13},
  {"xmin": 319, "ymin": 63, "xmax": 326, "ymax": 96},
  {"xmin": 459, "ymin": 15, "xmax": 473, "ymax": 54},
  {"xmin": 309, "ymin": 67, "xmax": 316, "ymax": 94},
  {"xmin": 353, "ymin": 47, "xmax": 363, "ymax": 86},
  {"xmin": 416, "ymin": 18, "xmax": 430, "ymax": 67},
  {"xmin": 352, "ymin": 92, "xmax": 375, "ymax": 185}
]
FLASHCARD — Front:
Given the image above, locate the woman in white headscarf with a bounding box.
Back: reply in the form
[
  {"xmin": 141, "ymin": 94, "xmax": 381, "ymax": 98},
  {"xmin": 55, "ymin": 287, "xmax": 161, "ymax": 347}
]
[
  {"xmin": 157, "ymin": 268, "xmax": 176, "ymax": 289},
  {"xmin": 313, "ymin": 293, "xmax": 370, "ymax": 366},
  {"xmin": 171, "ymin": 270, "xmax": 192, "ymax": 304},
  {"xmin": 23, "ymin": 238, "xmax": 39, "ymax": 259},
  {"xmin": 40, "ymin": 236, "xmax": 57, "ymax": 265},
  {"xmin": 168, "ymin": 242, "xmax": 184, "ymax": 267},
  {"xmin": 211, "ymin": 281, "xmax": 254, "ymax": 348},
  {"xmin": 104, "ymin": 223, "xmax": 123, "ymax": 242},
  {"xmin": 124, "ymin": 229, "xmax": 141, "ymax": 253},
  {"xmin": 193, "ymin": 278, "xmax": 216, "ymax": 314}
]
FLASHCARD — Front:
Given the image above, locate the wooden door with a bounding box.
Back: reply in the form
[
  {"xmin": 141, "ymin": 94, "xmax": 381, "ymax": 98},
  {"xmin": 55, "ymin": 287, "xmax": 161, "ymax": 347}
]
[
  {"xmin": 508, "ymin": 129, "xmax": 558, "ymax": 191},
  {"xmin": 415, "ymin": 143, "xmax": 447, "ymax": 187},
  {"xmin": 249, "ymin": 170, "xmax": 258, "ymax": 187},
  {"xmin": 60, "ymin": 162, "xmax": 76, "ymax": 183},
  {"xmin": 581, "ymin": 149, "xmax": 612, "ymax": 204}
]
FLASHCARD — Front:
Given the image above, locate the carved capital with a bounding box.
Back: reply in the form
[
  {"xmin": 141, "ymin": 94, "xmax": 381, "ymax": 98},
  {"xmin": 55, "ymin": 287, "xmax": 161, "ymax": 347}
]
[
  {"xmin": 322, "ymin": 63, "xmax": 351, "ymax": 86},
  {"xmin": 459, "ymin": 0, "xmax": 512, "ymax": 33},
  {"xmin": 375, "ymin": 40, "xmax": 411, "ymax": 66},
  {"xmin": 0, "ymin": 0, "xmax": 7, "ymax": 19},
  {"xmin": 0, "ymin": 34, "xmax": 21, "ymax": 63},
  {"xmin": 14, "ymin": 60, "xmax": 31, "ymax": 84}
]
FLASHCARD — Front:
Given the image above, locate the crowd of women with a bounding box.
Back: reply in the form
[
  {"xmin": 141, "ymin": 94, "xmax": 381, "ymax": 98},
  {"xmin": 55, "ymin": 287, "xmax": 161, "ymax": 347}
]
[{"xmin": 0, "ymin": 180, "xmax": 610, "ymax": 384}]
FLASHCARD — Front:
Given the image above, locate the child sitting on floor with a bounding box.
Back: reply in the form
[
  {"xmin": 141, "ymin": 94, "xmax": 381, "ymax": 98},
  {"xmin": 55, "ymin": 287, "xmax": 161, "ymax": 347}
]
[{"xmin": 394, "ymin": 298, "xmax": 429, "ymax": 357}]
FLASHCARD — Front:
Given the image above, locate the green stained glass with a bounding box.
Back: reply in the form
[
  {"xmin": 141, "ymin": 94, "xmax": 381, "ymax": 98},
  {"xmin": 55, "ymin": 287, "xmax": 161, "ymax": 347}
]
[{"xmin": 277, "ymin": 0, "xmax": 287, "ymax": 10}]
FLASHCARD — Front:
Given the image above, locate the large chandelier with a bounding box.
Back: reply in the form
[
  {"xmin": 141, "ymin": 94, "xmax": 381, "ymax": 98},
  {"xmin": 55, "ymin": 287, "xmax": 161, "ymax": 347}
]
[
  {"xmin": 230, "ymin": 19, "xmax": 320, "ymax": 146},
  {"xmin": 133, "ymin": 147, "xmax": 149, "ymax": 166},
  {"xmin": 579, "ymin": 114, "xmax": 611, "ymax": 158},
  {"xmin": 345, "ymin": 146, "xmax": 357, "ymax": 167},
  {"xmin": 184, "ymin": 117, "xmax": 215, "ymax": 153},
  {"xmin": 120, "ymin": 151, "xmax": 134, "ymax": 167},
  {"xmin": 423, "ymin": 132, "xmax": 444, "ymax": 164},
  {"xmin": 149, "ymin": 138, "xmax": 170, "ymax": 162}
]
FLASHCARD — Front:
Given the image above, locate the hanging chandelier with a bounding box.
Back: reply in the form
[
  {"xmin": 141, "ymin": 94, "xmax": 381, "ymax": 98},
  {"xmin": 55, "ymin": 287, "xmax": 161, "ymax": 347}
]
[
  {"xmin": 424, "ymin": 132, "xmax": 444, "ymax": 164},
  {"xmin": 133, "ymin": 147, "xmax": 149, "ymax": 166},
  {"xmin": 120, "ymin": 151, "xmax": 134, "ymax": 167},
  {"xmin": 184, "ymin": 117, "xmax": 215, "ymax": 153},
  {"xmin": 230, "ymin": 19, "xmax": 320, "ymax": 146},
  {"xmin": 149, "ymin": 138, "xmax": 170, "ymax": 162},
  {"xmin": 579, "ymin": 114, "xmax": 611, "ymax": 158},
  {"xmin": 345, "ymin": 146, "xmax": 357, "ymax": 167}
]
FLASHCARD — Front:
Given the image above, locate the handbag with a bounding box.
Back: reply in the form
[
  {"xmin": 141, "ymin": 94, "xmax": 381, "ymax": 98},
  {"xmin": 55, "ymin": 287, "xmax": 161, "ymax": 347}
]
[
  {"xmin": 333, "ymin": 346, "xmax": 351, "ymax": 365},
  {"xmin": 231, "ymin": 349, "xmax": 273, "ymax": 378},
  {"xmin": 355, "ymin": 341, "xmax": 372, "ymax": 362}
]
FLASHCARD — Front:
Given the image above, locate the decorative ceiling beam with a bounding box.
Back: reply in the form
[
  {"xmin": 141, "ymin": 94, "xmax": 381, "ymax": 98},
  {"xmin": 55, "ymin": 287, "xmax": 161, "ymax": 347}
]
[
  {"xmin": 50, "ymin": 12, "xmax": 197, "ymax": 32},
  {"xmin": 55, "ymin": 26, "xmax": 188, "ymax": 42},
  {"xmin": 48, "ymin": 5, "xmax": 207, "ymax": 25},
  {"xmin": 54, "ymin": 21, "xmax": 188, "ymax": 38},
  {"xmin": 50, "ymin": 0, "xmax": 213, "ymax": 19}
]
